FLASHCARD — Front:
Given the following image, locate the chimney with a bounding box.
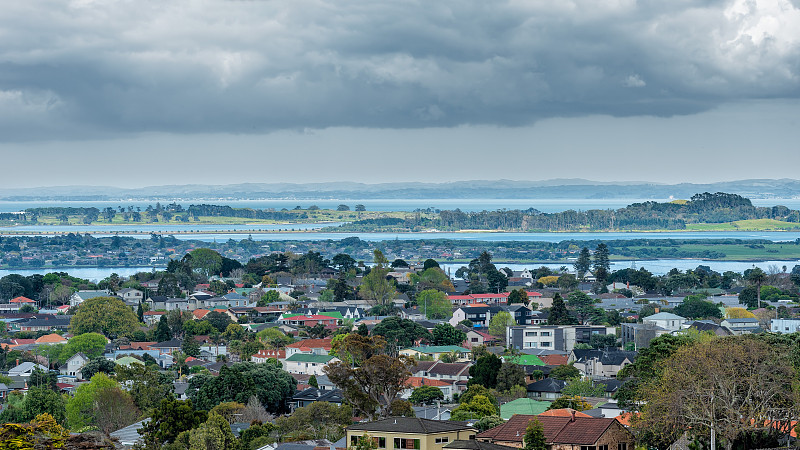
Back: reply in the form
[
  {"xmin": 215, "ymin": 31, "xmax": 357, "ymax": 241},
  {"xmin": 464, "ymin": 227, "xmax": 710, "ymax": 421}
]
[{"xmin": 571, "ymin": 410, "xmax": 576, "ymax": 422}]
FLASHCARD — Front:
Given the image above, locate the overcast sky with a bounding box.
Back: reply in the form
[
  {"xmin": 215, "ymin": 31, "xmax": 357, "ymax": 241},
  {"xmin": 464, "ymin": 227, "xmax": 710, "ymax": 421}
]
[{"xmin": 1, "ymin": 0, "xmax": 798, "ymax": 188}]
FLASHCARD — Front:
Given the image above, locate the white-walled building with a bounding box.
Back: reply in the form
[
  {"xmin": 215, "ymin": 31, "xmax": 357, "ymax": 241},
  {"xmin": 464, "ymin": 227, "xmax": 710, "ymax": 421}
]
[{"xmin": 642, "ymin": 312, "xmax": 688, "ymax": 332}]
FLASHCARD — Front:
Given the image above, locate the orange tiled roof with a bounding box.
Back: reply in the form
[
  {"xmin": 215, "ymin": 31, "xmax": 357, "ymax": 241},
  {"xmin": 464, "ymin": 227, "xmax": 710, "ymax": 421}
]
[
  {"xmin": 35, "ymin": 333, "xmax": 67, "ymax": 344},
  {"xmin": 539, "ymin": 408, "xmax": 592, "ymax": 418},
  {"xmin": 286, "ymin": 338, "xmax": 333, "ymax": 350}
]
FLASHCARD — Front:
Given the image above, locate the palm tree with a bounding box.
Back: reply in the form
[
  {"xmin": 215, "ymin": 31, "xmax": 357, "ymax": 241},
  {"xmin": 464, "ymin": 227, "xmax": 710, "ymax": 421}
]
[{"xmin": 746, "ymin": 267, "xmax": 767, "ymax": 308}]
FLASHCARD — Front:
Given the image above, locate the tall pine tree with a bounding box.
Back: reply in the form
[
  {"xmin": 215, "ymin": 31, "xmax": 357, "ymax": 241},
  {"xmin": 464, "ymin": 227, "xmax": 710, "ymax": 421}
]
[
  {"xmin": 547, "ymin": 293, "xmax": 573, "ymax": 325},
  {"xmin": 574, "ymin": 247, "xmax": 591, "ymax": 280}
]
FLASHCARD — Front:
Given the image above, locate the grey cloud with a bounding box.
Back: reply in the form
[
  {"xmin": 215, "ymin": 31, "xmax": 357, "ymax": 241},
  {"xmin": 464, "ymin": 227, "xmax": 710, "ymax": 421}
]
[{"xmin": 0, "ymin": 0, "xmax": 798, "ymax": 141}]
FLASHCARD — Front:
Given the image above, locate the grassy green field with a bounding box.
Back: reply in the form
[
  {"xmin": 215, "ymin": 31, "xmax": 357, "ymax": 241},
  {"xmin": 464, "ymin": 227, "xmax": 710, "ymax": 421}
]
[
  {"xmin": 685, "ymin": 219, "xmax": 800, "ymax": 232},
  {"xmin": 14, "ymin": 209, "xmax": 430, "ymax": 227}
]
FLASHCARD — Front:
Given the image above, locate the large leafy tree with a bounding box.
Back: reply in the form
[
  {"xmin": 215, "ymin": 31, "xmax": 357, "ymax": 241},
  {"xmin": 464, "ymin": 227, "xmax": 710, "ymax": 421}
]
[
  {"xmin": 138, "ymin": 398, "xmax": 207, "ymax": 449},
  {"xmin": 275, "ymin": 402, "xmax": 353, "ymax": 442},
  {"xmin": 507, "ymin": 289, "xmax": 528, "ymax": 305},
  {"xmin": 188, "ymin": 248, "xmax": 223, "ymax": 277},
  {"xmin": 324, "ymin": 336, "xmax": 415, "ymax": 419},
  {"xmin": 431, "ymin": 323, "xmax": 466, "ymax": 347},
  {"xmin": 408, "ymin": 386, "xmax": 445, "ymax": 405},
  {"xmin": 417, "ymin": 289, "xmax": 452, "ymax": 319},
  {"xmin": 80, "ymin": 356, "xmax": 116, "ymax": 380},
  {"xmin": 359, "ymin": 267, "xmax": 397, "ymax": 306},
  {"xmin": 495, "ymin": 363, "xmax": 526, "ymax": 392},
  {"xmin": 371, "ymin": 317, "xmax": 431, "ymax": 352},
  {"xmin": 450, "ymin": 395, "xmax": 498, "ymax": 420},
  {"xmin": 566, "ymin": 291, "xmax": 598, "ymax": 324},
  {"xmin": 69, "ymin": 296, "xmax": 139, "ymax": 338},
  {"xmin": 634, "ymin": 335, "xmax": 798, "ymax": 450},
  {"xmin": 468, "ymin": 354, "xmax": 502, "ymax": 389},
  {"xmin": 549, "ymin": 364, "xmax": 580, "ymax": 380},
  {"xmin": 114, "ymin": 362, "xmax": 175, "ymax": 413},
  {"xmin": 60, "ymin": 332, "xmax": 108, "ymax": 362},
  {"xmin": 189, "ymin": 362, "xmax": 296, "ymax": 413},
  {"xmin": 488, "ymin": 311, "xmax": 516, "ymax": 338},
  {"xmin": 673, "ymin": 295, "xmax": 722, "ymax": 319}
]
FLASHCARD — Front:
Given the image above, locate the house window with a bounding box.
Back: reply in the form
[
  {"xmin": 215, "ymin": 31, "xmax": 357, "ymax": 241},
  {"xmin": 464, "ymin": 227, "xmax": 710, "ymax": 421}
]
[
  {"xmin": 372, "ymin": 437, "xmax": 387, "ymax": 448},
  {"xmin": 394, "ymin": 438, "xmax": 420, "ymax": 449},
  {"xmin": 540, "ymin": 342, "xmax": 551, "ymax": 347},
  {"xmin": 540, "ymin": 332, "xmax": 550, "ymax": 336},
  {"xmin": 618, "ymin": 444, "xmax": 627, "ymax": 450},
  {"xmin": 471, "ymin": 338, "xmax": 479, "ymax": 342},
  {"xmin": 525, "ymin": 332, "xmax": 537, "ymax": 337},
  {"xmin": 580, "ymin": 447, "xmax": 597, "ymax": 450},
  {"xmin": 435, "ymin": 437, "xmax": 449, "ymax": 444},
  {"xmin": 598, "ymin": 446, "xmax": 608, "ymax": 450}
]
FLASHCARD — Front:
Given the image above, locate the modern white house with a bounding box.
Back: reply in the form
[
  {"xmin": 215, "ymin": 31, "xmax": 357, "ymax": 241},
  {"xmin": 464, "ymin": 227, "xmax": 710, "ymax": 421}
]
[
  {"xmin": 506, "ymin": 325, "xmax": 616, "ymax": 352},
  {"xmin": 641, "ymin": 312, "xmax": 688, "ymax": 332},
  {"xmin": 771, "ymin": 318, "xmax": 800, "ymax": 334}
]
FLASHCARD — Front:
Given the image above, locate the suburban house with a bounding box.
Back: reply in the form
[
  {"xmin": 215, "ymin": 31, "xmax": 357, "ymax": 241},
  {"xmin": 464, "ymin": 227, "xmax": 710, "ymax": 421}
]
[
  {"xmin": 719, "ymin": 318, "xmax": 761, "ymax": 335},
  {"xmin": 771, "ymin": 318, "xmax": 800, "ymax": 334},
  {"xmin": 641, "ymin": 312, "xmax": 688, "ymax": 332},
  {"xmin": 399, "ymin": 346, "xmax": 471, "ymax": 362},
  {"xmin": 569, "ymin": 348, "xmax": 637, "ymax": 379},
  {"xmin": 10, "ymin": 296, "xmax": 37, "ymax": 307},
  {"xmin": 506, "ymin": 325, "xmax": 617, "ymax": 353},
  {"xmin": 291, "ymin": 387, "xmax": 344, "ymax": 410},
  {"xmin": 462, "ymin": 329, "xmax": 500, "ymax": 348},
  {"xmin": 411, "ymin": 361, "xmax": 471, "ymax": 383},
  {"xmin": 283, "ymin": 353, "xmax": 339, "ymax": 376},
  {"xmin": 285, "ymin": 338, "xmax": 333, "ymax": 357},
  {"xmin": 347, "ymin": 417, "xmax": 477, "ymax": 450},
  {"xmin": 34, "ymin": 333, "xmax": 68, "ymax": 345},
  {"xmin": 8, "ymin": 362, "xmax": 49, "ymax": 378},
  {"xmin": 69, "ymin": 290, "xmax": 110, "ymax": 307},
  {"xmin": 59, "ymin": 352, "xmax": 90, "ymax": 379},
  {"xmin": 14, "ymin": 315, "xmax": 72, "ymax": 333},
  {"xmin": 251, "ymin": 349, "xmax": 286, "ymax": 363},
  {"xmin": 526, "ymin": 378, "xmax": 566, "ymax": 400},
  {"xmin": 448, "ymin": 306, "xmax": 503, "ymax": 328},
  {"xmin": 403, "ymin": 377, "xmax": 456, "ymax": 401},
  {"xmin": 477, "ymin": 413, "xmax": 635, "ymax": 450},
  {"xmin": 117, "ymin": 288, "xmax": 144, "ymax": 304},
  {"xmin": 278, "ymin": 313, "xmax": 339, "ymax": 328},
  {"xmin": 149, "ymin": 339, "xmax": 183, "ymax": 356}
]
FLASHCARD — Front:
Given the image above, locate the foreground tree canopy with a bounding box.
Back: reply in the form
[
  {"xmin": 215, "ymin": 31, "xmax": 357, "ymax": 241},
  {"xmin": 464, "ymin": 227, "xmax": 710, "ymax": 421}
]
[{"xmin": 620, "ymin": 333, "xmax": 800, "ymax": 450}]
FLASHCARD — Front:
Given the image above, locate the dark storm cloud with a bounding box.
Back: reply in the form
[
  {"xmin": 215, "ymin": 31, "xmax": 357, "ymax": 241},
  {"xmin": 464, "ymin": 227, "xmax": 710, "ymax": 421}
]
[{"xmin": 0, "ymin": 0, "xmax": 798, "ymax": 141}]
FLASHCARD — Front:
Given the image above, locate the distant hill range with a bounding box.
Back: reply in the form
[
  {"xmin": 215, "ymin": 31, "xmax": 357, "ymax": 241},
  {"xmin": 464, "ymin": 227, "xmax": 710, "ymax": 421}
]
[{"xmin": 2, "ymin": 178, "xmax": 800, "ymax": 201}]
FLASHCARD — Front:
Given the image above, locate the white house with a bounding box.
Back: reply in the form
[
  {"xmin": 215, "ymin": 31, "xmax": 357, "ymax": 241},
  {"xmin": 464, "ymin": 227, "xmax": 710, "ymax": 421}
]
[
  {"xmin": 59, "ymin": 352, "xmax": 90, "ymax": 379},
  {"xmin": 641, "ymin": 312, "xmax": 688, "ymax": 332},
  {"xmin": 117, "ymin": 288, "xmax": 144, "ymax": 304},
  {"xmin": 8, "ymin": 362, "xmax": 49, "ymax": 378},
  {"xmin": 771, "ymin": 318, "xmax": 800, "ymax": 334},
  {"xmin": 283, "ymin": 353, "xmax": 339, "ymax": 376},
  {"xmin": 70, "ymin": 290, "xmax": 110, "ymax": 307}
]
